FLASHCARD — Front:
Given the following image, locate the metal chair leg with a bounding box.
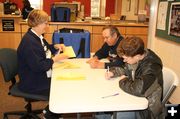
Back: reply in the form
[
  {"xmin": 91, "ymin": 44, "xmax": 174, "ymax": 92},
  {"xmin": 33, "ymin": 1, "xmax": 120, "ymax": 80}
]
[{"xmin": 77, "ymin": 113, "xmax": 81, "ymax": 119}]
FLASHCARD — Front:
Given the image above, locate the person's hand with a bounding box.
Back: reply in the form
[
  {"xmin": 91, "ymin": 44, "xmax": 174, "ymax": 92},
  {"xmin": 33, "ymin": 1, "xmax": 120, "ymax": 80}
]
[
  {"xmin": 119, "ymin": 75, "xmax": 127, "ymax": 80},
  {"xmin": 54, "ymin": 44, "xmax": 65, "ymax": 53},
  {"xmin": 86, "ymin": 58, "xmax": 94, "ymax": 64},
  {"xmin": 105, "ymin": 71, "xmax": 114, "ymax": 80},
  {"xmin": 89, "ymin": 59, "xmax": 99, "ymax": 68},
  {"xmin": 86, "ymin": 56, "xmax": 98, "ymax": 64},
  {"xmin": 87, "ymin": 56, "xmax": 104, "ymax": 68},
  {"xmin": 89, "ymin": 60, "xmax": 104, "ymax": 68},
  {"xmin": 52, "ymin": 54, "xmax": 69, "ymax": 62}
]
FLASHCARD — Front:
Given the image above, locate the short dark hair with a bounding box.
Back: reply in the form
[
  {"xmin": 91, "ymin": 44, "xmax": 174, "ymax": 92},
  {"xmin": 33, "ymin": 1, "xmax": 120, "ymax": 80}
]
[
  {"xmin": 117, "ymin": 36, "xmax": 145, "ymax": 57},
  {"xmin": 102, "ymin": 25, "xmax": 120, "ymax": 37}
]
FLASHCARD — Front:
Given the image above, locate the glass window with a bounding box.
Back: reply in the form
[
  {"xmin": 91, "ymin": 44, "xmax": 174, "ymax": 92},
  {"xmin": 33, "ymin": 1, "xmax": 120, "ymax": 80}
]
[
  {"xmin": 29, "ymin": 0, "xmax": 43, "ymax": 10},
  {"xmin": 91, "ymin": 0, "xmax": 106, "ymax": 17},
  {"xmin": 91, "ymin": 0, "xmax": 100, "ymax": 17}
]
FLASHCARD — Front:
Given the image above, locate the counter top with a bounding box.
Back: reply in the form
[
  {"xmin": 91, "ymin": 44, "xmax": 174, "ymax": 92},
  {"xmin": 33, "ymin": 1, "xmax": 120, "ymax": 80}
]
[
  {"xmin": 0, "ymin": 14, "xmax": 22, "ymax": 18},
  {"xmin": 0, "ymin": 15, "xmax": 148, "ymax": 27},
  {"xmin": 20, "ymin": 20, "xmax": 148, "ymax": 27}
]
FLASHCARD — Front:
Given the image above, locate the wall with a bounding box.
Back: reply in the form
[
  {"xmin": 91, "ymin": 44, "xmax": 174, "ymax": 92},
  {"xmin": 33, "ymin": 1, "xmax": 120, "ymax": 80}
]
[
  {"xmin": 121, "ymin": 0, "xmax": 138, "ymax": 20},
  {"xmin": 121, "ymin": 0, "xmax": 150, "ymax": 21},
  {"xmin": 105, "ymin": 0, "xmax": 115, "ymax": 16},
  {"xmin": 148, "ymin": 0, "xmax": 180, "ymax": 103},
  {"xmin": 0, "ymin": 0, "xmax": 115, "ymax": 17},
  {"xmin": 43, "ymin": 0, "xmax": 91, "ymax": 16},
  {"xmin": 149, "ymin": 1, "xmax": 180, "ymax": 83}
]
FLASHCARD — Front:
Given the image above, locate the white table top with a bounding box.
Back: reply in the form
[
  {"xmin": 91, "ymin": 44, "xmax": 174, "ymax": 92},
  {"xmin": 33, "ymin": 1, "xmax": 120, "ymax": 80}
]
[{"xmin": 49, "ymin": 59, "xmax": 148, "ymax": 114}]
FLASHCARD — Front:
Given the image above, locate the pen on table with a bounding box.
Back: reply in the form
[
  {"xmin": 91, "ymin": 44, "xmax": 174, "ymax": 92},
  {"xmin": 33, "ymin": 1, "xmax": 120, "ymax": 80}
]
[{"xmin": 102, "ymin": 93, "xmax": 119, "ymax": 99}]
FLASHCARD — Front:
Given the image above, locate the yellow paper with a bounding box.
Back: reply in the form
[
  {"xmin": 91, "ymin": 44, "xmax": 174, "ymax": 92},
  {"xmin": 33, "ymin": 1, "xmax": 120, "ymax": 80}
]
[
  {"xmin": 64, "ymin": 62, "xmax": 80, "ymax": 69},
  {"xmin": 53, "ymin": 62, "xmax": 80, "ymax": 69},
  {"xmin": 62, "ymin": 46, "xmax": 76, "ymax": 58},
  {"xmin": 53, "ymin": 62, "xmax": 69, "ymax": 69},
  {"xmin": 56, "ymin": 72, "xmax": 85, "ymax": 80}
]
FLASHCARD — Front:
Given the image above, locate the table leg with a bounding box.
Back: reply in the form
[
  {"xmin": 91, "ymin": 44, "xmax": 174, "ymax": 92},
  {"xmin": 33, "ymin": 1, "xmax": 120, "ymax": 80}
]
[
  {"xmin": 77, "ymin": 113, "xmax": 81, "ymax": 119},
  {"xmin": 113, "ymin": 112, "xmax": 117, "ymax": 119}
]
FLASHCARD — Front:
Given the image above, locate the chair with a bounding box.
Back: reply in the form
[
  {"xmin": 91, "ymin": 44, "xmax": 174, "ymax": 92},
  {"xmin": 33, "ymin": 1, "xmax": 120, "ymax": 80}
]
[
  {"xmin": 0, "ymin": 48, "xmax": 48, "ymax": 119},
  {"xmin": 162, "ymin": 67, "xmax": 179, "ymax": 105}
]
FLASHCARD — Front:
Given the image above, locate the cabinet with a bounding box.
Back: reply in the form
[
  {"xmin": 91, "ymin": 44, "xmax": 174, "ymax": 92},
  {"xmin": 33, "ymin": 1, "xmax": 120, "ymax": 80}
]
[
  {"xmin": 19, "ymin": 22, "xmax": 148, "ymax": 52},
  {"xmin": 0, "ymin": 21, "xmax": 148, "ymax": 51},
  {"xmin": 125, "ymin": 26, "xmax": 148, "ymax": 47},
  {"xmin": 91, "ymin": 25, "xmax": 147, "ymax": 52},
  {"xmin": 0, "ymin": 32, "xmax": 21, "ymax": 49},
  {"xmin": 0, "ymin": 15, "xmax": 21, "ymax": 49}
]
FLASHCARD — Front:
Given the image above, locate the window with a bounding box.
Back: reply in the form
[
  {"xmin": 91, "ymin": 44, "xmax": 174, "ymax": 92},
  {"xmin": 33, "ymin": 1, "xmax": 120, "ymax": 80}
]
[
  {"xmin": 29, "ymin": 0, "xmax": 43, "ymax": 10},
  {"xmin": 91, "ymin": 0, "xmax": 106, "ymax": 17},
  {"xmin": 91, "ymin": 0, "xmax": 100, "ymax": 17}
]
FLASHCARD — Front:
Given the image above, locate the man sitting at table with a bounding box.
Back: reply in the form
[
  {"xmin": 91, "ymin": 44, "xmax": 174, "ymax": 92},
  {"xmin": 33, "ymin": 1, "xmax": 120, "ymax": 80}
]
[{"xmin": 87, "ymin": 25, "xmax": 124, "ymax": 69}]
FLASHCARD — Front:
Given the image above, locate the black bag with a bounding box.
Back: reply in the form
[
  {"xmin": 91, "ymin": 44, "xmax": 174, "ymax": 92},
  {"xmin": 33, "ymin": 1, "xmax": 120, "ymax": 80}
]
[{"xmin": 52, "ymin": 28, "xmax": 90, "ymax": 58}]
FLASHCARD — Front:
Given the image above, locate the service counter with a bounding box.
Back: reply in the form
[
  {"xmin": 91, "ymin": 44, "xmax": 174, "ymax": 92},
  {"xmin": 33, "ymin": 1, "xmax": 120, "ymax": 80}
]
[
  {"xmin": 0, "ymin": 16, "xmax": 148, "ymax": 52},
  {"xmin": 0, "ymin": 15, "xmax": 22, "ymax": 49}
]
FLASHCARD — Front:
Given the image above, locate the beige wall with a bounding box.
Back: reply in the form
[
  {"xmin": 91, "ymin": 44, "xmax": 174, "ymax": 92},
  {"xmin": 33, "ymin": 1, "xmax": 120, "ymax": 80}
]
[
  {"xmin": 148, "ymin": 0, "xmax": 180, "ymax": 103},
  {"xmin": 121, "ymin": 0, "xmax": 138, "ymax": 20},
  {"xmin": 121, "ymin": 0, "xmax": 147, "ymax": 21}
]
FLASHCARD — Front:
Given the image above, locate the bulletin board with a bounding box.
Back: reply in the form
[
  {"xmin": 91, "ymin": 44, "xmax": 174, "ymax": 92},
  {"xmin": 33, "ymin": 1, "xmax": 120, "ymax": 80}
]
[{"xmin": 156, "ymin": 0, "xmax": 180, "ymax": 43}]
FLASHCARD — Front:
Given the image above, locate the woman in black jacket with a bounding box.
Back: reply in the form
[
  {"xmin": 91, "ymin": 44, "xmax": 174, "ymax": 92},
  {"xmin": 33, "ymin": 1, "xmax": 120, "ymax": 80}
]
[{"xmin": 17, "ymin": 9, "xmax": 67, "ymax": 119}]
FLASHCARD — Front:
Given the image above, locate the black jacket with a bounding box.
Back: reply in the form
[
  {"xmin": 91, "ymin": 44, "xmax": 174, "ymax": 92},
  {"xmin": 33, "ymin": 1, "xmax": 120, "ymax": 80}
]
[
  {"xmin": 17, "ymin": 29, "xmax": 57, "ymax": 93},
  {"xmin": 110, "ymin": 49, "xmax": 163, "ymax": 118}
]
